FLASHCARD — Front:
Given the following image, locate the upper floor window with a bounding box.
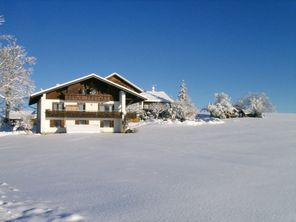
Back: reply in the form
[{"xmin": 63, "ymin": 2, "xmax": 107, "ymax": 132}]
[
  {"xmin": 104, "ymin": 105, "xmax": 110, "ymax": 112},
  {"xmin": 81, "ymin": 88, "xmax": 97, "ymax": 95},
  {"xmin": 52, "ymin": 102, "xmax": 64, "ymax": 111},
  {"xmin": 99, "ymin": 104, "xmax": 115, "ymax": 112},
  {"xmin": 78, "ymin": 103, "xmax": 86, "ymax": 111}
]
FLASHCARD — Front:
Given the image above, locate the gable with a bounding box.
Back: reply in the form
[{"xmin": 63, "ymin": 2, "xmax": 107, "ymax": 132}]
[
  {"xmin": 46, "ymin": 77, "xmax": 120, "ymax": 101},
  {"xmin": 29, "ymin": 74, "xmax": 146, "ymax": 105},
  {"xmin": 106, "ymin": 73, "xmax": 143, "ymax": 93}
]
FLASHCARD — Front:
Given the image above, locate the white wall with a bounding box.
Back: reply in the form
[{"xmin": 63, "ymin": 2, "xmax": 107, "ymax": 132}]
[
  {"xmin": 85, "ymin": 103, "xmax": 97, "ymax": 112},
  {"xmin": 39, "ymin": 96, "xmax": 123, "ymax": 134}
]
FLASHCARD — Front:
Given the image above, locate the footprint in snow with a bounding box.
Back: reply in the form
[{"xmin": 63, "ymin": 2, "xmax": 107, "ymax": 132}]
[
  {"xmin": 0, "ymin": 182, "xmax": 8, "ymax": 186},
  {"xmin": 52, "ymin": 213, "xmax": 85, "ymax": 222},
  {"xmin": 9, "ymin": 187, "xmax": 19, "ymax": 192},
  {"xmin": 23, "ymin": 207, "xmax": 53, "ymax": 216}
]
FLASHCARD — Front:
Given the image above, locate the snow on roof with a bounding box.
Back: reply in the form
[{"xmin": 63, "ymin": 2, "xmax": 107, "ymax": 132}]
[
  {"xmin": 105, "ymin": 72, "xmax": 144, "ymax": 93},
  {"xmin": 29, "ymin": 73, "xmax": 147, "ymax": 104},
  {"xmin": 141, "ymin": 90, "xmax": 174, "ymax": 103},
  {"xmin": 0, "ymin": 94, "xmax": 5, "ymax": 99}
]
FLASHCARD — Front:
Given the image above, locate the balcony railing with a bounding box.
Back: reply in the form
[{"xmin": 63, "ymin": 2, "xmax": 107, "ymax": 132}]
[
  {"xmin": 46, "ymin": 110, "xmax": 122, "ymax": 118},
  {"xmin": 64, "ymin": 94, "xmax": 113, "ymax": 102}
]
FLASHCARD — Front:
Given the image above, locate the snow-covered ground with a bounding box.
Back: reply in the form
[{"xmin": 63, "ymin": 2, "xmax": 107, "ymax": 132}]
[{"xmin": 0, "ymin": 113, "xmax": 296, "ymax": 222}]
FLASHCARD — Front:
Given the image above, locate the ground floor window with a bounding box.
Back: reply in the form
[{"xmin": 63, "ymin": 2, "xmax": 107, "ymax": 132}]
[
  {"xmin": 50, "ymin": 119, "xmax": 64, "ymax": 128},
  {"xmin": 75, "ymin": 120, "xmax": 89, "ymax": 125},
  {"xmin": 100, "ymin": 120, "xmax": 114, "ymax": 128}
]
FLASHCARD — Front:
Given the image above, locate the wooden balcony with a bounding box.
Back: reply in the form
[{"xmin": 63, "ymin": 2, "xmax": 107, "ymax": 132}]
[
  {"xmin": 126, "ymin": 112, "xmax": 137, "ymax": 120},
  {"xmin": 64, "ymin": 94, "xmax": 113, "ymax": 102},
  {"xmin": 46, "ymin": 110, "xmax": 122, "ymax": 118}
]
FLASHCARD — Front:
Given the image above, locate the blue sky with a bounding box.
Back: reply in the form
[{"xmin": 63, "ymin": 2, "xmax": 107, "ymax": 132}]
[{"xmin": 1, "ymin": 0, "xmax": 296, "ymax": 112}]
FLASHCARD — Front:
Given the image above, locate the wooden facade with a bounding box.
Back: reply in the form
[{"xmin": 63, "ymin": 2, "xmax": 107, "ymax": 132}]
[
  {"xmin": 46, "ymin": 110, "xmax": 122, "ymax": 118},
  {"xmin": 106, "ymin": 75, "xmax": 142, "ymax": 93},
  {"xmin": 46, "ymin": 78, "xmax": 120, "ymax": 101}
]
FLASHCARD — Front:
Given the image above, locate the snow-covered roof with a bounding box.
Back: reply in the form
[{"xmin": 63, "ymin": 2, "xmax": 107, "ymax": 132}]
[
  {"xmin": 141, "ymin": 90, "xmax": 174, "ymax": 103},
  {"xmin": 105, "ymin": 72, "xmax": 144, "ymax": 93},
  {"xmin": 29, "ymin": 73, "xmax": 147, "ymax": 105},
  {"xmin": 0, "ymin": 94, "xmax": 5, "ymax": 99}
]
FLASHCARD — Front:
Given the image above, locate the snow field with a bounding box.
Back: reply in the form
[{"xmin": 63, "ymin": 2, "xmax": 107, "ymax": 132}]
[
  {"xmin": 0, "ymin": 113, "xmax": 296, "ymax": 221},
  {"xmin": 0, "ymin": 182, "xmax": 84, "ymax": 221}
]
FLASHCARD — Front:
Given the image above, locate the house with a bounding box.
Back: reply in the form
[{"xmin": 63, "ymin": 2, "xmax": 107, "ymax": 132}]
[
  {"xmin": 29, "ymin": 73, "xmax": 146, "ymax": 134},
  {"xmin": 140, "ymin": 86, "xmax": 174, "ymax": 110}
]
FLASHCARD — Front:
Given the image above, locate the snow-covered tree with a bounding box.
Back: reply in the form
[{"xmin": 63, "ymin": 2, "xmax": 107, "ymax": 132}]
[
  {"xmin": 0, "ymin": 38, "xmax": 36, "ymax": 121},
  {"xmin": 126, "ymin": 103, "xmax": 142, "ymax": 113},
  {"xmin": 178, "ymin": 80, "xmax": 187, "ymax": 101},
  {"xmin": 236, "ymin": 92, "xmax": 274, "ymax": 117},
  {"xmin": 13, "ymin": 111, "xmax": 34, "ymax": 131},
  {"xmin": 147, "ymin": 103, "xmax": 170, "ymax": 119},
  {"xmin": 207, "ymin": 92, "xmax": 237, "ymax": 119},
  {"xmin": 175, "ymin": 80, "xmax": 198, "ymax": 121},
  {"xmin": 139, "ymin": 103, "xmax": 170, "ymax": 120}
]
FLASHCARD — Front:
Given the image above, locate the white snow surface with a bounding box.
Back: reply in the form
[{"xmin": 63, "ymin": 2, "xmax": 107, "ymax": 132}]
[{"xmin": 0, "ymin": 113, "xmax": 296, "ymax": 222}]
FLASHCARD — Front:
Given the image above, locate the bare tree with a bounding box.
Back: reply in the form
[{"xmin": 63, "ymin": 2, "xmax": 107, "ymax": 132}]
[{"xmin": 0, "ymin": 38, "xmax": 36, "ymax": 121}]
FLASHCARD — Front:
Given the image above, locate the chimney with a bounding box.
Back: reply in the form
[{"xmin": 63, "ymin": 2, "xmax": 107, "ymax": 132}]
[{"xmin": 152, "ymin": 85, "xmax": 155, "ymax": 92}]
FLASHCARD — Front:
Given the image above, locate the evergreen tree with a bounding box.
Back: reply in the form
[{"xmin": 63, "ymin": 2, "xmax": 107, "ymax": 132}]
[
  {"xmin": 178, "ymin": 80, "xmax": 187, "ymax": 101},
  {"xmin": 175, "ymin": 80, "xmax": 198, "ymax": 121}
]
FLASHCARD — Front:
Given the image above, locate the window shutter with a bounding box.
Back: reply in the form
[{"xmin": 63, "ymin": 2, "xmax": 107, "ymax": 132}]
[
  {"xmin": 110, "ymin": 120, "xmax": 114, "ymax": 128},
  {"xmin": 61, "ymin": 120, "xmax": 65, "ymax": 128},
  {"xmin": 50, "ymin": 120, "xmax": 55, "ymax": 127}
]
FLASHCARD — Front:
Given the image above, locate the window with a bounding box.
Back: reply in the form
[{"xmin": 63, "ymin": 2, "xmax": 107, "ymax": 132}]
[
  {"xmin": 99, "ymin": 104, "xmax": 114, "ymax": 112},
  {"xmin": 52, "ymin": 102, "xmax": 64, "ymax": 111},
  {"xmin": 50, "ymin": 120, "xmax": 64, "ymax": 128},
  {"xmin": 100, "ymin": 120, "xmax": 114, "ymax": 128},
  {"xmin": 102, "ymin": 105, "xmax": 115, "ymax": 112},
  {"xmin": 75, "ymin": 120, "xmax": 89, "ymax": 125},
  {"xmin": 104, "ymin": 105, "xmax": 110, "ymax": 112},
  {"xmin": 81, "ymin": 88, "xmax": 96, "ymax": 95},
  {"xmin": 78, "ymin": 103, "xmax": 86, "ymax": 111},
  {"xmin": 99, "ymin": 104, "xmax": 104, "ymax": 112},
  {"xmin": 90, "ymin": 89, "xmax": 97, "ymax": 95}
]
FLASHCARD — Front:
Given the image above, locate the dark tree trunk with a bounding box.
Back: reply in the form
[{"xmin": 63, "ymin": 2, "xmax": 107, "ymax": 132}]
[
  {"xmin": 5, "ymin": 99, "xmax": 10, "ymax": 122},
  {"xmin": 4, "ymin": 89, "xmax": 11, "ymax": 122}
]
